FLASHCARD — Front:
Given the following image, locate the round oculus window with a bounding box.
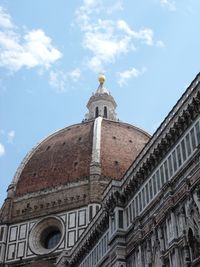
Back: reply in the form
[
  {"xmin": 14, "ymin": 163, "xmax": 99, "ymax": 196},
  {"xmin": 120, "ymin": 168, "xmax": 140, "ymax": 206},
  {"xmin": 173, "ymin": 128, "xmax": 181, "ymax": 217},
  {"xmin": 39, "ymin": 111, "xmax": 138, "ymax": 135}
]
[
  {"xmin": 29, "ymin": 216, "xmax": 64, "ymax": 255},
  {"xmin": 41, "ymin": 227, "xmax": 62, "ymax": 249}
]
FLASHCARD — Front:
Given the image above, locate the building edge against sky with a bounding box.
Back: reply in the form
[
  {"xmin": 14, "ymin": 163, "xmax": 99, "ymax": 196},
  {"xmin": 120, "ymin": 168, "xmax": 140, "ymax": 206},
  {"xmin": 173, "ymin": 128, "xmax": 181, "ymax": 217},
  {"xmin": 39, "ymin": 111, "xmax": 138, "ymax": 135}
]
[{"xmin": 0, "ymin": 73, "xmax": 200, "ymax": 266}]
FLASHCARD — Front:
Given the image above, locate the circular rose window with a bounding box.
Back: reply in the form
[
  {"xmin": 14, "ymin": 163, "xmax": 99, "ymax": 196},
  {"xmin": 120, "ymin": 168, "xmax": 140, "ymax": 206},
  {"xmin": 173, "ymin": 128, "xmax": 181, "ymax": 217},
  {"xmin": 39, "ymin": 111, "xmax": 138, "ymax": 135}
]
[{"xmin": 29, "ymin": 216, "xmax": 64, "ymax": 255}]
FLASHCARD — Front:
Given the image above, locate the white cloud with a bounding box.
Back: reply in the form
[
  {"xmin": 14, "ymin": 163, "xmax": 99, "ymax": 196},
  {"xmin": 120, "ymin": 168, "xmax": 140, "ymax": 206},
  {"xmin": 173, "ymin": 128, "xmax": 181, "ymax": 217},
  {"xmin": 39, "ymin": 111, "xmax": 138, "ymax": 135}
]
[
  {"xmin": 0, "ymin": 6, "xmax": 14, "ymax": 29},
  {"xmin": 68, "ymin": 68, "xmax": 81, "ymax": 82},
  {"xmin": 106, "ymin": 0, "xmax": 123, "ymax": 14},
  {"xmin": 160, "ymin": 0, "xmax": 176, "ymax": 11},
  {"xmin": 0, "ymin": 143, "xmax": 5, "ymax": 157},
  {"xmin": 49, "ymin": 72, "xmax": 62, "ymax": 92},
  {"xmin": 76, "ymin": 1, "xmax": 162, "ymax": 72},
  {"xmin": 7, "ymin": 130, "xmax": 15, "ymax": 143},
  {"xmin": 83, "ymin": 0, "xmax": 97, "ymax": 6},
  {"xmin": 49, "ymin": 68, "xmax": 81, "ymax": 92},
  {"xmin": 156, "ymin": 40, "xmax": 165, "ymax": 47},
  {"xmin": 83, "ymin": 21, "xmax": 131, "ymax": 71},
  {"xmin": 117, "ymin": 20, "xmax": 154, "ymax": 46},
  {"xmin": 117, "ymin": 67, "xmax": 145, "ymax": 87},
  {"xmin": 0, "ymin": 7, "xmax": 62, "ymax": 72}
]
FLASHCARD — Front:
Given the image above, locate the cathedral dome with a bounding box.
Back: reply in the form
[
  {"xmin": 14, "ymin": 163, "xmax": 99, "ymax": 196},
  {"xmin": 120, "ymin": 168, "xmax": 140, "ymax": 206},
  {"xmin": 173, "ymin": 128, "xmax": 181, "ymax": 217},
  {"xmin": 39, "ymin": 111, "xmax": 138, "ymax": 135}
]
[
  {"xmin": 15, "ymin": 119, "xmax": 149, "ymax": 196},
  {"xmin": 12, "ymin": 76, "xmax": 150, "ymax": 197},
  {"xmin": 0, "ymin": 76, "xmax": 151, "ymax": 267}
]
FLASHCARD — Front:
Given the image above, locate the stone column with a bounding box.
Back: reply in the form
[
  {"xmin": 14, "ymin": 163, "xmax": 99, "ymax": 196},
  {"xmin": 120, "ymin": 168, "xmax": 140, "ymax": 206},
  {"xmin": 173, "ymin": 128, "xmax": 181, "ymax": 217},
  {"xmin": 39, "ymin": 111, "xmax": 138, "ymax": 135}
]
[
  {"xmin": 138, "ymin": 244, "xmax": 143, "ymax": 266},
  {"xmin": 171, "ymin": 212, "xmax": 180, "ymax": 267},
  {"xmin": 183, "ymin": 231, "xmax": 191, "ymax": 267},
  {"xmin": 174, "ymin": 247, "xmax": 180, "ymax": 267},
  {"xmin": 146, "ymin": 240, "xmax": 152, "ymax": 267},
  {"xmin": 171, "ymin": 211, "xmax": 177, "ymax": 239}
]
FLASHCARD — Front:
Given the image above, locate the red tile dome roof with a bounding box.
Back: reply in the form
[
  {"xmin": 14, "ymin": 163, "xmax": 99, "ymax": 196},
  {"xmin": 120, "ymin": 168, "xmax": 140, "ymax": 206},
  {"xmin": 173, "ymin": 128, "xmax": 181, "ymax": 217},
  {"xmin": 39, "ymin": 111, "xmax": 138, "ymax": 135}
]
[{"xmin": 15, "ymin": 119, "xmax": 150, "ymax": 196}]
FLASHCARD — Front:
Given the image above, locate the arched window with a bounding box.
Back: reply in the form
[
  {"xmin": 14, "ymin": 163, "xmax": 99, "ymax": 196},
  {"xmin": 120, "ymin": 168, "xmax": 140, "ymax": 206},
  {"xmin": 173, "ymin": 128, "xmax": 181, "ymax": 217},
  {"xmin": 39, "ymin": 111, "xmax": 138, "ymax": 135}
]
[
  {"xmin": 95, "ymin": 107, "xmax": 99, "ymax": 118},
  {"xmin": 104, "ymin": 106, "xmax": 107, "ymax": 118},
  {"xmin": 188, "ymin": 228, "xmax": 200, "ymax": 260}
]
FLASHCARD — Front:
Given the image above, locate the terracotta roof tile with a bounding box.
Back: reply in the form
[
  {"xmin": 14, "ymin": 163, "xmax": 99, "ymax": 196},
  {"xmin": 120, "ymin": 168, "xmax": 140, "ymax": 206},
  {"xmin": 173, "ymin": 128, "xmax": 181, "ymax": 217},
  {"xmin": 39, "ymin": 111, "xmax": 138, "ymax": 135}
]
[
  {"xmin": 101, "ymin": 120, "xmax": 150, "ymax": 179},
  {"xmin": 15, "ymin": 119, "xmax": 150, "ymax": 196}
]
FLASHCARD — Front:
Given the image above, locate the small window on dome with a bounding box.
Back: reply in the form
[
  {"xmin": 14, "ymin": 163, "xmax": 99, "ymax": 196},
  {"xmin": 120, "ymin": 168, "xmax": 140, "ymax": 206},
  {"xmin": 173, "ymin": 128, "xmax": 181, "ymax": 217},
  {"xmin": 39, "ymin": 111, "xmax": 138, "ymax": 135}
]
[
  {"xmin": 95, "ymin": 107, "xmax": 99, "ymax": 118},
  {"xmin": 104, "ymin": 106, "xmax": 107, "ymax": 118}
]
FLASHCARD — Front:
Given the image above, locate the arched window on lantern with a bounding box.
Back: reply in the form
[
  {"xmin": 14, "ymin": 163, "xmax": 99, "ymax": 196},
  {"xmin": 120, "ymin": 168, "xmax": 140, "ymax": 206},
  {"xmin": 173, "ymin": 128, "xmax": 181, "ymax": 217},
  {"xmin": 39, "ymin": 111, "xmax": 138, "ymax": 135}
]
[
  {"xmin": 104, "ymin": 106, "xmax": 107, "ymax": 118},
  {"xmin": 95, "ymin": 107, "xmax": 99, "ymax": 118}
]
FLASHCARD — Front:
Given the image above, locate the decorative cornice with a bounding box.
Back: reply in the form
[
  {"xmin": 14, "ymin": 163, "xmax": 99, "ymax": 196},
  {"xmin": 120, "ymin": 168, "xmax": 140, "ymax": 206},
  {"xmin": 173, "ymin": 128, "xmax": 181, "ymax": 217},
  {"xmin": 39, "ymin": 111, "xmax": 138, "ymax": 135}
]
[
  {"xmin": 122, "ymin": 74, "xmax": 200, "ymax": 183},
  {"xmin": 87, "ymin": 93, "xmax": 117, "ymax": 109},
  {"xmin": 102, "ymin": 75, "xmax": 200, "ymax": 207}
]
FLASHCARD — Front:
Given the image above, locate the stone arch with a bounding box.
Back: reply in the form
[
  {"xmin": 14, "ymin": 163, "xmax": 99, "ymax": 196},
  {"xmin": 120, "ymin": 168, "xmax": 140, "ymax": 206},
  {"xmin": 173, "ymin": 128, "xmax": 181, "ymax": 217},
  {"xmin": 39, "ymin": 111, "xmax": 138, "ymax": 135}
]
[{"xmin": 188, "ymin": 227, "xmax": 200, "ymax": 260}]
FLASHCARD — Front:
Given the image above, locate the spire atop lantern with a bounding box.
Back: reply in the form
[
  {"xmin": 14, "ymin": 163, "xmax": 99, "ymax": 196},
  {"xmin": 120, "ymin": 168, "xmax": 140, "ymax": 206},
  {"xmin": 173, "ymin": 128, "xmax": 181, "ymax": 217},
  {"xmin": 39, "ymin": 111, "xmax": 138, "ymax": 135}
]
[
  {"xmin": 85, "ymin": 75, "xmax": 117, "ymax": 121},
  {"xmin": 96, "ymin": 73, "xmax": 109, "ymax": 95},
  {"xmin": 98, "ymin": 73, "xmax": 106, "ymax": 84}
]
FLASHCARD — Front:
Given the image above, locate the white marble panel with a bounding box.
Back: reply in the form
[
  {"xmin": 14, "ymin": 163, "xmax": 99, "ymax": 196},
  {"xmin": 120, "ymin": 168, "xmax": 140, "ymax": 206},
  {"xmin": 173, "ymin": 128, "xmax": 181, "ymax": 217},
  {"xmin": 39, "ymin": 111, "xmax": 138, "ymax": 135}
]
[
  {"xmin": 7, "ymin": 243, "xmax": 16, "ymax": 260},
  {"xmin": 0, "ymin": 227, "xmax": 4, "ymax": 241},
  {"xmin": 9, "ymin": 226, "xmax": 17, "ymax": 242},
  {"xmin": 68, "ymin": 212, "xmax": 76, "ymax": 229},
  {"xmin": 68, "ymin": 231, "xmax": 75, "ymax": 247},
  {"xmin": 17, "ymin": 242, "xmax": 25, "ymax": 258},
  {"xmin": 0, "ymin": 244, "xmax": 5, "ymax": 261},
  {"xmin": 78, "ymin": 228, "xmax": 85, "ymax": 238},
  {"xmin": 19, "ymin": 224, "xmax": 27, "ymax": 240},
  {"xmin": 78, "ymin": 210, "xmax": 86, "ymax": 226}
]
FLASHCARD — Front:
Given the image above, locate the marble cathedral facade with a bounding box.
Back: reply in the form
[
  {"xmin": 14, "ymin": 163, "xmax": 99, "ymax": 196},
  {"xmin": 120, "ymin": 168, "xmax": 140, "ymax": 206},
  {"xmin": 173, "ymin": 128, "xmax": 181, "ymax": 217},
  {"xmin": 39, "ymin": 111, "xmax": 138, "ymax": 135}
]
[
  {"xmin": 57, "ymin": 73, "xmax": 200, "ymax": 267},
  {"xmin": 0, "ymin": 73, "xmax": 200, "ymax": 267}
]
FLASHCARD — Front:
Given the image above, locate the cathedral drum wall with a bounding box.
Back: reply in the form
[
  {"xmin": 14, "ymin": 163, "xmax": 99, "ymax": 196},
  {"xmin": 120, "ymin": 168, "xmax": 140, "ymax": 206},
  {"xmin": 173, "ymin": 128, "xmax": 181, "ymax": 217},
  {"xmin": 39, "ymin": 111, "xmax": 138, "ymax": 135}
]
[
  {"xmin": 0, "ymin": 203, "xmax": 100, "ymax": 264},
  {"xmin": 10, "ymin": 181, "xmax": 90, "ymax": 222}
]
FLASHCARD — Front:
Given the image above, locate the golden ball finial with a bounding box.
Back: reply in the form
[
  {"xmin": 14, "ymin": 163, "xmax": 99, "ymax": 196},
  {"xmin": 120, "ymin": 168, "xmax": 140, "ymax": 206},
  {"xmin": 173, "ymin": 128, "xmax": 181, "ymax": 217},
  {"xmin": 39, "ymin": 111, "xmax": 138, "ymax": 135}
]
[{"xmin": 98, "ymin": 73, "xmax": 106, "ymax": 84}]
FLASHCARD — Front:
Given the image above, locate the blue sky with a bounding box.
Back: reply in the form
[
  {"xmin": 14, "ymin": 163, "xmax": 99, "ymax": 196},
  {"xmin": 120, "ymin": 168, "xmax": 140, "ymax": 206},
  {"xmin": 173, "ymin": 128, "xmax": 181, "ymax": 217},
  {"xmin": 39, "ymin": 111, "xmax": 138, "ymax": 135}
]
[{"xmin": 0, "ymin": 0, "xmax": 200, "ymax": 206}]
